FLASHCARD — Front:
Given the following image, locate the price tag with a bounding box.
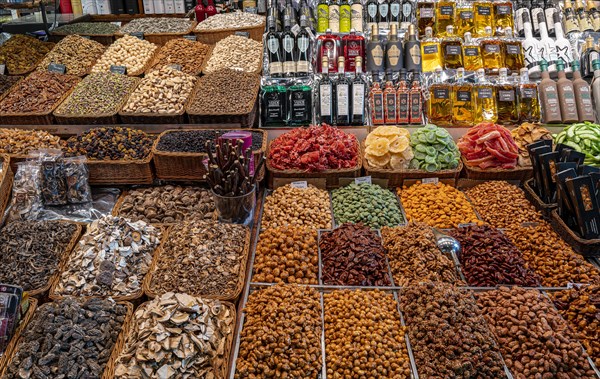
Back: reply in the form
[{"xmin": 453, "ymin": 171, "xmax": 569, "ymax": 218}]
[
  {"xmin": 244, "ymin": 7, "xmax": 258, "ymax": 13},
  {"xmin": 355, "ymin": 176, "xmax": 372, "ymax": 185},
  {"xmin": 567, "ymin": 283, "xmax": 590, "ymax": 289},
  {"xmin": 131, "ymin": 32, "xmax": 144, "ymax": 40},
  {"xmin": 48, "ymin": 63, "xmax": 66, "ymax": 74},
  {"xmin": 183, "ymin": 35, "xmax": 197, "ymax": 41},
  {"xmin": 110, "ymin": 65, "xmax": 127, "ymax": 75},
  {"xmin": 234, "ymin": 31, "xmax": 250, "ymax": 38},
  {"xmin": 422, "ymin": 177, "xmax": 439, "ymax": 184},
  {"xmin": 111, "ymin": 21, "xmax": 122, "ymax": 27},
  {"xmin": 0, "ymin": 64, "xmax": 5, "ymax": 75},
  {"xmin": 291, "ymin": 24, "xmax": 301, "ymax": 36},
  {"xmin": 81, "ymin": 35, "xmax": 91, "ymax": 39},
  {"xmin": 458, "ymin": 223, "xmax": 477, "ymax": 228},
  {"xmin": 290, "ymin": 181, "xmax": 308, "ymax": 188},
  {"xmin": 168, "ymin": 64, "xmax": 183, "ymax": 71}
]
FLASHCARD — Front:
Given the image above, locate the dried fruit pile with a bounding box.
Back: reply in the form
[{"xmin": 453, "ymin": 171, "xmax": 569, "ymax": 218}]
[
  {"xmin": 268, "ymin": 123, "xmax": 359, "ymax": 171},
  {"xmin": 510, "ymin": 122, "xmax": 552, "ymax": 166},
  {"xmin": 458, "ymin": 122, "xmax": 519, "ymax": 169},
  {"xmin": 364, "ymin": 125, "xmax": 413, "ymax": 169},
  {"xmin": 410, "ymin": 124, "xmax": 460, "ymax": 171}
]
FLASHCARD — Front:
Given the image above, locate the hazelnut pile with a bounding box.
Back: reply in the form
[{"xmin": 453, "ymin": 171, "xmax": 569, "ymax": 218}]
[
  {"xmin": 253, "ymin": 227, "xmax": 318, "ymax": 284},
  {"xmin": 261, "ymin": 184, "xmax": 332, "ymax": 230},
  {"xmin": 235, "ymin": 285, "xmax": 322, "ymax": 379},
  {"xmin": 477, "ymin": 286, "xmax": 597, "ymax": 379},
  {"xmin": 324, "ymin": 289, "xmax": 412, "ymax": 378}
]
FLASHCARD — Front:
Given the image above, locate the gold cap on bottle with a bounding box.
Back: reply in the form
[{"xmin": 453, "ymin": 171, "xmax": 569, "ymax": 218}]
[
  {"xmin": 408, "ymin": 24, "xmax": 416, "ymax": 35},
  {"xmin": 390, "ymin": 22, "xmax": 398, "ymax": 35}
]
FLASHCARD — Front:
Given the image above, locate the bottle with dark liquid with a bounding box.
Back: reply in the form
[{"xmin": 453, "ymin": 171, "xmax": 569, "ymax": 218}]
[
  {"xmin": 318, "ymin": 56, "xmax": 335, "ymax": 124},
  {"xmin": 378, "ymin": 0, "xmax": 390, "ymax": 30},
  {"xmin": 266, "ymin": 16, "xmax": 283, "ymax": 77},
  {"xmin": 397, "ymin": 69, "xmax": 410, "ymax": 124},
  {"xmin": 404, "ymin": 24, "xmax": 422, "ymax": 72},
  {"xmin": 343, "ymin": 29, "xmax": 366, "ymax": 72},
  {"xmin": 386, "ymin": 23, "xmax": 404, "ymax": 71},
  {"xmin": 409, "ymin": 72, "xmax": 424, "ymax": 123},
  {"xmin": 317, "ymin": 29, "xmax": 341, "ymax": 73},
  {"xmin": 366, "ymin": 0, "xmax": 379, "ymax": 31},
  {"xmin": 351, "ymin": 56, "xmax": 366, "ymax": 125},
  {"xmin": 370, "ymin": 81, "xmax": 385, "ymax": 124},
  {"xmin": 296, "ymin": 16, "xmax": 311, "ymax": 76},
  {"xmin": 383, "ymin": 73, "xmax": 397, "ymax": 124},
  {"xmin": 288, "ymin": 81, "xmax": 312, "ymax": 126},
  {"xmin": 282, "ymin": 16, "xmax": 296, "ymax": 77},
  {"xmin": 400, "ymin": 0, "xmax": 414, "ymax": 30},
  {"xmin": 366, "ymin": 24, "xmax": 386, "ymax": 72},
  {"xmin": 389, "ymin": 0, "xmax": 401, "ymax": 30},
  {"xmin": 334, "ymin": 56, "xmax": 351, "ymax": 125}
]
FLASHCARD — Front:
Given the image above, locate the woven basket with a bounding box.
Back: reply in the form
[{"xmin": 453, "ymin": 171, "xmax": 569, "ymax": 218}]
[
  {"xmin": 48, "ymin": 227, "xmax": 167, "ymax": 302},
  {"xmin": 0, "ymin": 155, "xmax": 13, "ymax": 221},
  {"xmin": 86, "ymin": 153, "xmax": 154, "ymax": 186},
  {"xmin": 523, "ymin": 178, "xmax": 558, "ymax": 218},
  {"xmin": 53, "ymin": 77, "xmax": 139, "ymax": 125},
  {"xmin": 193, "ymin": 21, "xmax": 265, "ymax": 44},
  {"xmin": 145, "ymin": 43, "xmax": 214, "ymax": 76},
  {"xmin": 460, "ymin": 157, "xmax": 534, "ymax": 183},
  {"xmin": 49, "ymin": 32, "xmax": 115, "ymax": 46},
  {"xmin": 0, "ymin": 298, "xmax": 38, "ymax": 378},
  {"xmin": 550, "ymin": 209, "xmax": 600, "ymax": 258},
  {"xmin": 115, "ymin": 22, "xmax": 197, "ymax": 46},
  {"xmin": 143, "ymin": 226, "xmax": 250, "ymax": 302},
  {"xmin": 152, "ymin": 128, "xmax": 267, "ymax": 181}
]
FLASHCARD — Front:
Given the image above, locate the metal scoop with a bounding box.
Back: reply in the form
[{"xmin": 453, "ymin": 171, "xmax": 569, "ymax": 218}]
[{"xmin": 432, "ymin": 228, "xmax": 461, "ymax": 256}]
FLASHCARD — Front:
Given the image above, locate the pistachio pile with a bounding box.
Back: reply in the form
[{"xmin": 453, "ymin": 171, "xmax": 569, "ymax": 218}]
[
  {"xmin": 54, "ymin": 215, "xmax": 161, "ymax": 298},
  {"xmin": 114, "ymin": 293, "xmax": 234, "ymax": 378},
  {"xmin": 235, "ymin": 285, "xmax": 322, "ymax": 379},
  {"xmin": 187, "ymin": 69, "xmax": 260, "ymax": 115},
  {"xmin": 53, "ymin": 22, "xmax": 120, "ymax": 35},
  {"xmin": 0, "ymin": 35, "xmax": 53, "ymax": 74},
  {"xmin": 0, "ymin": 128, "xmax": 63, "ymax": 155},
  {"xmin": 203, "ymin": 35, "xmax": 263, "ymax": 74},
  {"xmin": 119, "ymin": 17, "xmax": 194, "ymax": 34},
  {"xmin": 37, "ymin": 35, "xmax": 105, "ymax": 76},
  {"xmin": 332, "ymin": 183, "xmax": 404, "ymax": 228},
  {"xmin": 65, "ymin": 127, "xmax": 154, "ymax": 160},
  {"xmin": 54, "ymin": 72, "xmax": 138, "ymax": 116},
  {"xmin": 195, "ymin": 11, "xmax": 264, "ymax": 30},
  {"xmin": 253, "ymin": 227, "xmax": 319, "ymax": 284},
  {"xmin": 122, "ymin": 66, "xmax": 196, "ymax": 114},
  {"xmin": 148, "ymin": 38, "xmax": 210, "ymax": 75},
  {"xmin": 92, "ymin": 35, "xmax": 158, "ymax": 75},
  {"xmin": 116, "ymin": 185, "xmax": 215, "ymax": 224},
  {"xmin": 261, "ymin": 184, "xmax": 333, "ymax": 229},
  {"xmin": 148, "ymin": 221, "xmax": 247, "ymax": 299}
]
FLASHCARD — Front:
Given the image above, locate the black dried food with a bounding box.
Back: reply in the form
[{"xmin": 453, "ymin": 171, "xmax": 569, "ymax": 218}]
[
  {"xmin": 156, "ymin": 130, "xmax": 263, "ymax": 153},
  {"xmin": 65, "ymin": 126, "xmax": 154, "ymax": 160}
]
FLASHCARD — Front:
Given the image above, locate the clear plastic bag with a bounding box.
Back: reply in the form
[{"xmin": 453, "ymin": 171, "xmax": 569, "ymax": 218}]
[
  {"xmin": 7, "ymin": 161, "xmax": 43, "ymax": 222},
  {"xmin": 64, "ymin": 156, "xmax": 92, "ymax": 204},
  {"xmin": 38, "ymin": 149, "xmax": 68, "ymax": 206}
]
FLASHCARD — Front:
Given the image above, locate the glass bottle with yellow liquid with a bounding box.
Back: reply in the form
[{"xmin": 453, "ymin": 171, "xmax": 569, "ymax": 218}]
[
  {"xmin": 495, "ymin": 67, "xmax": 519, "ymax": 124},
  {"xmin": 417, "ymin": 0, "xmax": 436, "ymax": 36},
  {"xmin": 474, "ymin": 68, "xmax": 498, "ymax": 122},
  {"xmin": 493, "ymin": 0, "xmax": 514, "ymax": 36},
  {"xmin": 421, "ymin": 26, "xmax": 443, "ymax": 72},
  {"xmin": 503, "ymin": 27, "xmax": 525, "ymax": 73},
  {"xmin": 455, "ymin": 0, "xmax": 475, "ymax": 36},
  {"xmin": 441, "ymin": 25, "xmax": 463, "ymax": 69},
  {"xmin": 428, "ymin": 67, "xmax": 453, "ymax": 126},
  {"xmin": 436, "ymin": 0, "xmax": 456, "ymax": 36},
  {"xmin": 462, "ymin": 31, "xmax": 483, "ymax": 71},
  {"xmin": 452, "ymin": 67, "xmax": 475, "ymax": 126},
  {"xmin": 473, "ymin": 0, "xmax": 494, "ymax": 36},
  {"xmin": 480, "ymin": 26, "xmax": 503, "ymax": 74},
  {"xmin": 518, "ymin": 67, "xmax": 541, "ymax": 122}
]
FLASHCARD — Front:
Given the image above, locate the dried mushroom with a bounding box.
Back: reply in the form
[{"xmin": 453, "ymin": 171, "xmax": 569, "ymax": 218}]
[
  {"xmin": 54, "ymin": 215, "xmax": 161, "ymax": 298},
  {"xmin": 115, "ymin": 292, "xmax": 234, "ymax": 379}
]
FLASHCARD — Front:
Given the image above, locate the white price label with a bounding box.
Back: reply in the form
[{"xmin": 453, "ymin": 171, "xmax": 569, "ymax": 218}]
[
  {"xmin": 290, "ymin": 181, "xmax": 308, "ymax": 188},
  {"xmin": 567, "ymin": 283, "xmax": 589, "ymax": 289},
  {"xmin": 355, "ymin": 176, "xmax": 372, "ymax": 185},
  {"xmin": 291, "ymin": 24, "xmax": 301, "ymax": 36},
  {"xmin": 458, "ymin": 223, "xmax": 477, "ymax": 228},
  {"xmin": 422, "ymin": 177, "xmax": 439, "ymax": 184}
]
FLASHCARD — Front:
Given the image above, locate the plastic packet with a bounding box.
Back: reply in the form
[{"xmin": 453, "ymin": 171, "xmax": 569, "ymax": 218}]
[
  {"xmin": 64, "ymin": 156, "xmax": 92, "ymax": 204},
  {"xmin": 7, "ymin": 161, "xmax": 43, "ymax": 222},
  {"xmin": 32, "ymin": 148, "xmax": 68, "ymax": 206}
]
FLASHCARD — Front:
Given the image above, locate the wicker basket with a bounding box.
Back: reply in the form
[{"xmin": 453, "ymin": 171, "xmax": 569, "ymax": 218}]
[
  {"xmin": 523, "ymin": 178, "xmax": 558, "ymax": 218},
  {"xmin": 152, "ymin": 129, "xmax": 267, "ymax": 181},
  {"xmin": 86, "ymin": 154, "xmax": 154, "ymax": 185},
  {"xmin": 49, "ymin": 32, "xmax": 115, "ymax": 46},
  {"xmin": 460, "ymin": 157, "xmax": 534, "ymax": 183},
  {"xmin": 0, "ymin": 155, "xmax": 13, "ymax": 221},
  {"xmin": 193, "ymin": 21, "xmax": 265, "ymax": 44},
  {"xmin": 550, "ymin": 209, "xmax": 600, "ymax": 258},
  {"xmin": 115, "ymin": 22, "xmax": 198, "ymax": 46},
  {"xmin": 143, "ymin": 226, "xmax": 250, "ymax": 302},
  {"xmin": 0, "ymin": 298, "xmax": 38, "ymax": 378}
]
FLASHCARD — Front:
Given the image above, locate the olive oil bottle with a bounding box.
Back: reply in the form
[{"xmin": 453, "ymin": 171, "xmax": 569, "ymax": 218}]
[
  {"xmin": 421, "ymin": 26, "xmax": 442, "ymax": 72},
  {"xmin": 503, "ymin": 27, "xmax": 525, "ymax": 73},
  {"xmin": 518, "ymin": 68, "xmax": 541, "ymax": 122},
  {"xmin": 462, "ymin": 31, "xmax": 483, "ymax": 71},
  {"xmin": 428, "ymin": 67, "xmax": 453, "ymax": 126},
  {"xmin": 455, "ymin": 0, "xmax": 475, "ymax": 36},
  {"xmin": 493, "ymin": 0, "xmax": 514, "ymax": 36},
  {"xmin": 474, "ymin": 68, "xmax": 498, "ymax": 122},
  {"xmin": 441, "ymin": 25, "xmax": 463, "ymax": 69},
  {"xmin": 473, "ymin": 0, "xmax": 494, "ymax": 36},
  {"xmin": 436, "ymin": 0, "xmax": 456, "ymax": 36},
  {"xmin": 417, "ymin": 0, "xmax": 436, "ymax": 36},
  {"xmin": 495, "ymin": 67, "xmax": 519, "ymax": 124},
  {"xmin": 452, "ymin": 67, "xmax": 475, "ymax": 126},
  {"xmin": 480, "ymin": 26, "xmax": 503, "ymax": 74}
]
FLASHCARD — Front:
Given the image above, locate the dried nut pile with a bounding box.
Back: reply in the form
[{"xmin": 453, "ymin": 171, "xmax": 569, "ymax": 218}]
[
  {"xmin": 148, "ymin": 38, "xmax": 210, "ymax": 75},
  {"xmin": 91, "ymin": 35, "xmax": 158, "ymax": 75},
  {"xmin": 552, "ymin": 285, "xmax": 600, "ymax": 367},
  {"xmin": 399, "ymin": 283, "xmax": 507, "ymax": 378},
  {"xmin": 261, "ymin": 184, "xmax": 332, "ymax": 229},
  {"xmin": 450, "ymin": 225, "xmax": 541, "ymax": 287},
  {"xmin": 477, "ymin": 286, "xmax": 597, "ymax": 379},
  {"xmin": 65, "ymin": 127, "xmax": 154, "ymax": 160},
  {"xmin": 187, "ymin": 69, "xmax": 260, "ymax": 114},
  {"xmin": 149, "ymin": 221, "xmax": 247, "ymax": 299},
  {"xmin": 0, "ymin": 71, "xmax": 80, "ymax": 114},
  {"xmin": 119, "ymin": 17, "xmax": 194, "ymax": 34},
  {"xmin": 203, "ymin": 35, "xmax": 263, "ymax": 74},
  {"xmin": 0, "ymin": 35, "xmax": 53, "ymax": 74},
  {"xmin": 0, "ymin": 221, "xmax": 78, "ymax": 292},
  {"xmin": 0, "ymin": 128, "xmax": 63, "ymax": 155},
  {"xmin": 37, "ymin": 35, "xmax": 105, "ymax": 76},
  {"xmin": 156, "ymin": 129, "xmax": 263, "ymax": 153},
  {"xmin": 53, "ymin": 22, "xmax": 120, "ymax": 35},
  {"xmin": 116, "ymin": 185, "xmax": 215, "ymax": 224},
  {"xmin": 0, "ymin": 76, "xmax": 20, "ymax": 98},
  {"xmin": 235, "ymin": 285, "xmax": 322, "ymax": 379},
  {"xmin": 5, "ymin": 298, "xmax": 127, "ymax": 378},
  {"xmin": 320, "ymin": 223, "xmax": 391, "ymax": 286},
  {"xmin": 254, "ymin": 227, "xmax": 318, "ymax": 284},
  {"xmin": 55, "ymin": 73, "xmax": 138, "ymax": 116},
  {"xmin": 398, "ymin": 182, "xmax": 482, "ymax": 228},
  {"xmin": 195, "ymin": 11, "xmax": 265, "ymax": 30},
  {"xmin": 122, "ymin": 66, "xmax": 196, "ymax": 114},
  {"xmin": 55, "ymin": 215, "xmax": 161, "ymax": 298},
  {"xmin": 381, "ymin": 223, "xmax": 463, "ymax": 286},
  {"xmin": 505, "ymin": 223, "xmax": 600, "ymax": 287},
  {"xmin": 465, "ymin": 180, "xmax": 544, "ymax": 228},
  {"xmin": 332, "ymin": 183, "xmax": 404, "ymax": 228},
  {"xmin": 114, "ymin": 293, "xmax": 234, "ymax": 378},
  {"xmin": 511, "ymin": 122, "xmax": 553, "ymax": 166},
  {"xmin": 324, "ymin": 290, "xmax": 411, "ymax": 378}
]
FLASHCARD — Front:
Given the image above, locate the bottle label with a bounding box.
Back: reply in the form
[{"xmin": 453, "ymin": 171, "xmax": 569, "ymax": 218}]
[
  {"xmin": 424, "ymin": 44, "xmax": 439, "ymax": 54},
  {"xmin": 391, "ymin": 3, "xmax": 400, "ymax": 17},
  {"xmin": 283, "ymin": 35, "xmax": 294, "ymax": 53},
  {"xmin": 420, "ymin": 7, "xmax": 434, "ymax": 18},
  {"xmin": 495, "ymin": 4, "xmax": 511, "ymax": 14},
  {"xmin": 477, "ymin": 5, "xmax": 491, "ymax": 15},
  {"xmin": 409, "ymin": 45, "xmax": 421, "ymax": 64},
  {"xmin": 385, "ymin": 92, "xmax": 397, "ymax": 120},
  {"xmin": 292, "ymin": 91, "xmax": 309, "ymax": 119},
  {"xmin": 457, "ymin": 90, "xmax": 472, "ymax": 102},
  {"xmin": 521, "ymin": 87, "xmax": 537, "ymax": 98},
  {"xmin": 531, "ymin": 8, "xmax": 543, "ymax": 31},
  {"xmin": 337, "ymin": 84, "xmax": 350, "ymax": 116},
  {"xmin": 478, "ymin": 88, "xmax": 493, "ymax": 99},
  {"xmin": 398, "ymin": 93, "xmax": 409, "ymax": 121},
  {"xmin": 372, "ymin": 93, "xmax": 385, "ymax": 121},
  {"xmin": 371, "ymin": 45, "xmax": 385, "ymax": 67},
  {"xmin": 484, "ymin": 44, "xmax": 501, "ymax": 53},
  {"xmin": 464, "ymin": 47, "xmax": 479, "ymax": 56},
  {"xmin": 387, "ymin": 45, "xmax": 401, "ymax": 66},
  {"xmin": 515, "ymin": 8, "xmax": 526, "ymax": 32},
  {"xmin": 379, "ymin": 3, "xmax": 389, "ymax": 17},
  {"xmin": 268, "ymin": 38, "xmax": 279, "ymax": 54},
  {"xmin": 545, "ymin": 8, "xmax": 556, "ymax": 30},
  {"xmin": 266, "ymin": 93, "xmax": 283, "ymax": 120},
  {"xmin": 506, "ymin": 44, "xmax": 521, "ymax": 55},
  {"xmin": 410, "ymin": 92, "xmax": 422, "ymax": 122},
  {"xmin": 269, "ymin": 62, "xmax": 283, "ymax": 75},
  {"xmin": 298, "ymin": 36, "xmax": 310, "ymax": 52},
  {"xmin": 561, "ymin": 86, "xmax": 576, "ymax": 104},
  {"xmin": 580, "ymin": 87, "xmax": 593, "ymax": 107},
  {"xmin": 317, "ymin": 6, "xmax": 329, "ymax": 32},
  {"xmin": 460, "ymin": 10, "xmax": 473, "ymax": 19},
  {"xmin": 351, "ymin": 4, "xmax": 364, "ymax": 31},
  {"xmin": 402, "ymin": 2, "xmax": 412, "ymax": 17},
  {"xmin": 297, "ymin": 60, "xmax": 310, "ymax": 73},
  {"xmin": 446, "ymin": 45, "xmax": 461, "ymax": 55},
  {"xmin": 434, "ymin": 88, "xmax": 449, "ymax": 99},
  {"xmin": 440, "ymin": 5, "xmax": 453, "ymax": 16},
  {"xmin": 320, "ymin": 84, "xmax": 332, "ymax": 116},
  {"xmin": 556, "ymin": 45, "xmax": 572, "ymax": 65},
  {"xmin": 353, "ymin": 83, "xmax": 365, "ymax": 115},
  {"xmin": 368, "ymin": 3, "xmax": 377, "ymax": 18},
  {"xmin": 340, "ymin": 6, "xmax": 351, "ymax": 30},
  {"xmin": 499, "ymin": 89, "xmax": 515, "ymax": 102},
  {"xmin": 330, "ymin": 6, "xmax": 340, "ymax": 30},
  {"xmin": 544, "ymin": 86, "xmax": 559, "ymax": 108},
  {"xmin": 283, "ymin": 61, "xmax": 296, "ymax": 73}
]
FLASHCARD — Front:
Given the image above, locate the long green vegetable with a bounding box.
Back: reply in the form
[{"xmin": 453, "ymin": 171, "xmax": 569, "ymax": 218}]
[{"xmin": 554, "ymin": 122, "xmax": 600, "ymax": 167}]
